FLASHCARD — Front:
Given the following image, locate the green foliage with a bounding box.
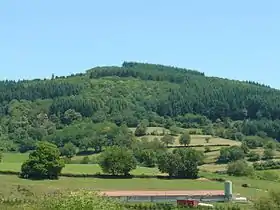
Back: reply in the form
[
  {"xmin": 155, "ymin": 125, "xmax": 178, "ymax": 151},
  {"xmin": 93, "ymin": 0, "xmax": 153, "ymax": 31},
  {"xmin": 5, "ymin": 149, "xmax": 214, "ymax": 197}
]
[
  {"xmin": 0, "ymin": 152, "xmax": 2, "ymax": 162},
  {"xmin": 157, "ymin": 148, "xmax": 203, "ymax": 178},
  {"xmin": 169, "ymin": 125, "xmax": 181, "ymax": 136},
  {"xmin": 254, "ymin": 191, "xmax": 280, "ymax": 210},
  {"xmin": 247, "ymin": 151, "xmax": 260, "ymax": 162},
  {"xmin": 59, "ymin": 142, "xmax": 77, "ymax": 158},
  {"xmin": 240, "ymin": 142, "xmax": 250, "ymax": 154},
  {"xmin": 160, "ymin": 134, "xmax": 175, "ymax": 146},
  {"xmin": 253, "ymin": 160, "xmax": 280, "ymax": 170},
  {"xmin": 178, "ymin": 132, "xmax": 191, "ymax": 146},
  {"xmin": 20, "ymin": 141, "xmax": 65, "ymax": 180},
  {"xmin": 39, "ymin": 191, "xmax": 123, "ymax": 210},
  {"xmin": 242, "ymin": 136, "xmax": 264, "ymax": 149},
  {"xmin": 205, "ymin": 137, "xmax": 211, "ymax": 143},
  {"xmin": 80, "ymin": 156, "xmax": 90, "ymax": 164},
  {"xmin": 98, "ymin": 146, "xmax": 137, "ymax": 176},
  {"xmin": 134, "ymin": 150, "xmax": 157, "ymax": 168},
  {"xmin": 134, "ymin": 122, "xmax": 148, "ymax": 137},
  {"xmin": 2, "ymin": 62, "xmax": 280, "ymax": 153},
  {"xmin": 218, "ymin": 146, "xmax": 245, "ymax": 163},
  {"xmin": 227, "ymin": 160, "xmax": 254, "ymax": 177},
  {"xmin": 262, "ymin": 149, "xmax": 275, "ymax": 160}
]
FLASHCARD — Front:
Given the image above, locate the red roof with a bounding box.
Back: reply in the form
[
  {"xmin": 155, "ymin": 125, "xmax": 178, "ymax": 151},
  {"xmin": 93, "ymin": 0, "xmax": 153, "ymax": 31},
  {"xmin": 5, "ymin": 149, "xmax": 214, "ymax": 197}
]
[{"xmin": 102, "ymin": 190, "xmax": 224, "ymax": 197}]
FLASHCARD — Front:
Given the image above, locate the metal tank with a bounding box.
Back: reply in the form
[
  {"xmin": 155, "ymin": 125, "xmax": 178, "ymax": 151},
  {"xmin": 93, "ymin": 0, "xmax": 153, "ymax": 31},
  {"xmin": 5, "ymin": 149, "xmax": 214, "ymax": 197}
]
[{"xmin": 224, "ymin": 180, "xmax": 233, "ymax": 201}]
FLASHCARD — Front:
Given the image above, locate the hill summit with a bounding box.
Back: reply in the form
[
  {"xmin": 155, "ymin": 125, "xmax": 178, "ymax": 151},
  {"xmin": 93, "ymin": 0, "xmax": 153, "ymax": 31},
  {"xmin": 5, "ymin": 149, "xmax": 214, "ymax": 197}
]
[{"xmin": 0, "ymin": 61, "xmax": 280, "ymax": 152}]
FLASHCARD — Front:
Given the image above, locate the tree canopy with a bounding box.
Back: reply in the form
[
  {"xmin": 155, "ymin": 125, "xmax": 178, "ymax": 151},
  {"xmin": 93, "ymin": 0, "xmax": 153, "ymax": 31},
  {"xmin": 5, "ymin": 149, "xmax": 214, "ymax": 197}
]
[
  {"xmin": 20, "ymin": 141, "xmax": 65, "ymax": 180},
  {"xmin": 1, "ymin": 62, "xmax": 280, "ymax": 153}
]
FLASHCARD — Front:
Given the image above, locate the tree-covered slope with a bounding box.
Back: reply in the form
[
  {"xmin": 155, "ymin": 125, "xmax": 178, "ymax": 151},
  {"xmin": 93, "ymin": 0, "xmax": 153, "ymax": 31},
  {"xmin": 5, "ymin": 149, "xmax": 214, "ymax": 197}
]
[{"xmin": 1, "ymin": 61, "xmax": 280, "ymax": 151}]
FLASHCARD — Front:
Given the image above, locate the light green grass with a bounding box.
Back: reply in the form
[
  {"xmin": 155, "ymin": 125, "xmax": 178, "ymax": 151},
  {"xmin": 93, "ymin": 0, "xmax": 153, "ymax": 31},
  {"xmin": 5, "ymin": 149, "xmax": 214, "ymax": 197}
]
[
  {"xmin": 0, "ymin": 162, "xmax": 161, "ymax": 176},
  {"xmin": 2, "ymin": 152, "xmax": 29, "ymax": 163},
  {"xmin": 0, "ymin": 172, "xmax": 279, "ymax": 200}
]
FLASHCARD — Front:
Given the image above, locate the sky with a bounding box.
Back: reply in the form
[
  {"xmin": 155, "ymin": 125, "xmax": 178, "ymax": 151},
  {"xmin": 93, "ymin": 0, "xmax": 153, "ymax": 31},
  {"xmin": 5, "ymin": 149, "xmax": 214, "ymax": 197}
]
[{"xmin": 1, "ymin": 1, "xmax": 280, "ymax": 88}]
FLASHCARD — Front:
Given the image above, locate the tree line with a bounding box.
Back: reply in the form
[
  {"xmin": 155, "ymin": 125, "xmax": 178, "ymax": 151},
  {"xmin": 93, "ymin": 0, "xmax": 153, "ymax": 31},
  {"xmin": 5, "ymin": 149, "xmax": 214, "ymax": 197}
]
[{"xmin": 1, "ymin": 62, "xmax": 280, "ymax": 153}]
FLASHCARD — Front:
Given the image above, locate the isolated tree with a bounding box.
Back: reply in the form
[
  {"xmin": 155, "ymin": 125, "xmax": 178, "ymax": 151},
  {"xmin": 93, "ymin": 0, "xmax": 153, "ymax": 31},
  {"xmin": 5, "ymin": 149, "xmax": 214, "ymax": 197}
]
[
  {"xmin": 20, "ymin": 142, "xmax": 65, "ymax": 180},
  {"xmin": 157, "ymin": 148, "xmax": 203, "ymax": 178},
  {"xmin": 179, "ymin": 132, "xmax": 191, "ymax": 146},
  {"xmin": 227, "ymin": 160, "xmax": 254, "ymax": 177},
  {"xmin": 134, "ymin": 122, "xmax": 147, "ymax": 137},
  {"xmin": 205, "ymin": 137, "xmax": 211, "ymax": 143},
  {"xmin": 263, "ymin": 149, "xmax": 275, "ymax": 160},
  {"xmin": 98, "ymin": 146, "xmax": 137, "ymax": 176},
  {"xmin": 160, "ymin": 134, "xmax": 175, "ymax": 147},
  {"xmin": 218, "ymin": 146, "xmax": 245, "ymax": 163},
  {"xmin": 60, "ymin": 142, "xmax": 77, "ymax": 158}
]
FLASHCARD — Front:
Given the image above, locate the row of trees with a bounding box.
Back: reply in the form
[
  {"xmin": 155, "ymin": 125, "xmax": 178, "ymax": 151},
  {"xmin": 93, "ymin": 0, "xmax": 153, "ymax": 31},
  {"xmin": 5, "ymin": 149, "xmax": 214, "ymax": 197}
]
[{"xmin": 20, "ymin": 141, "xmax": 203, "ymax": 180}]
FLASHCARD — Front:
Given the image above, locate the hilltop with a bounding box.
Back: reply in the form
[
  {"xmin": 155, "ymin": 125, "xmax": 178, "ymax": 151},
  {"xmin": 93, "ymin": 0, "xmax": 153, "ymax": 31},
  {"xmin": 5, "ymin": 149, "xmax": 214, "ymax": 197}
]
[{"xmin": 0, "ymin": 61, "xmax": 280, "ymax": 152}]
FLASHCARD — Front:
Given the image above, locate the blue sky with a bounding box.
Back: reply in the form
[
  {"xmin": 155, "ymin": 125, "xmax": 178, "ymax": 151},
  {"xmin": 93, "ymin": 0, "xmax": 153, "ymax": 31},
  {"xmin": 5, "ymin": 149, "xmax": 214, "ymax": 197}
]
[{"xmin": 1, "ymin": 1, "xmax": 279, "ymax": 88}]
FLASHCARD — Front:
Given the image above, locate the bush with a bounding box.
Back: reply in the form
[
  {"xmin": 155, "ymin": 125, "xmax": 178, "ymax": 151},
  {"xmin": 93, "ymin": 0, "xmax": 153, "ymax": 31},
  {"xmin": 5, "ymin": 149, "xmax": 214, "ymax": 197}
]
[
  {"xmin": 205, "ymin": 137, "xmax": 211, "ymax": 143},
  {"xmin": 80, "ymin": 156, "xmax": 90, "ymax": 164},
  {"xmin": 227, "ymin": 160, "xmax": 254, "ymax": 177},
  {"xmin": 39, "ymin": 190, "xmax": 123, "ymax": 210},
  {"xmin": 59, "ymin": 142, "xmax": 77, "ymax": 158},
  {"xmin": 253, "ymin": 160, "xmax": 280, "ymax": 170},
  {"xmin": 20, "ymin": 142, "xmax": 65, "ymax": 180},
  {"xmin": 247, "ymin": 151, "xmax": 260, "ymax": 162},
  {"xmin": 263, "ymin": 149, "xmax": 275, "ymax": 160},
  {"xmin": 178, "ymin": 132, "xmax": 191, "ymax": 146}
]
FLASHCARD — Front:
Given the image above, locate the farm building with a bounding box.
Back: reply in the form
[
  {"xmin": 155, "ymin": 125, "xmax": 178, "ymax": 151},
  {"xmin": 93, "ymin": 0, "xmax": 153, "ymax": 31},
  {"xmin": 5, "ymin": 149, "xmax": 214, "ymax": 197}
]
[
  {"xmin": 102, "ymin": 190, "xmax": 225, "ymax": 203},
  {"xmin": 101, "ymin": 181, "xmax": 239, "ymax": 203}
]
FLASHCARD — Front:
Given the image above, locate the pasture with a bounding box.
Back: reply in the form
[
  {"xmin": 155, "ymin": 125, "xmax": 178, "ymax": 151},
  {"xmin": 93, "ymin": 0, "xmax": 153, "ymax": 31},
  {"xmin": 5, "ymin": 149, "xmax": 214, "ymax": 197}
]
[{"xmin": 1, "ymin": 126, "xmax": 280, "ymax": 205}]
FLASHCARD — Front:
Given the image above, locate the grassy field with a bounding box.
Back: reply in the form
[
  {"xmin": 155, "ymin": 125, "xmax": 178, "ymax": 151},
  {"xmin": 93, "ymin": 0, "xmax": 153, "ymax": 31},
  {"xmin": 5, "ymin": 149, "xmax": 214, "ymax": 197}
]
[
  {"xmin": 1, "ymin": 126, "xmax": 280, "ymax": 205},
  {"xmin": 0, "ymin": 171, "xmax": 279, "ymax": 200},
  {"xmin": 0, "ymin": 162, "xmax": 162, "ymax": 176},
  {"xmin": 131, "ymin": 127, "xmax": 241, "ymax": 147}
]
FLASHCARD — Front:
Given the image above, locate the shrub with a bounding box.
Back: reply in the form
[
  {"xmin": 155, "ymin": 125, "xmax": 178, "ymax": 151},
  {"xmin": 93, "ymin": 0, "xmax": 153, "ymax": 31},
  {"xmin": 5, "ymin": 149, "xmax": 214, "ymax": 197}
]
[
  {"xmin": 205, "ymin": 137, "xmax": 211, "ymax": 143},
  {"xmin": 20, "ymin": 142, "xmax": 65, "ymax": 180},
  {"xmin": 247, "ymin": 151, "xmax": 260, "ymax": 162},
  {"xmin": 227, "ymin": 160, "xmax": 254, "ymax": 177},
  {"xmin": 39, "ymin": 190, "xmax": 123, "ymax": 210},
  {"xmin": 263, "ymin": 149, "xmax": 275, "ymax": 160},
  {"xmin": 80, "ymin": 156, "xmax": 90, "ymax": 164}
]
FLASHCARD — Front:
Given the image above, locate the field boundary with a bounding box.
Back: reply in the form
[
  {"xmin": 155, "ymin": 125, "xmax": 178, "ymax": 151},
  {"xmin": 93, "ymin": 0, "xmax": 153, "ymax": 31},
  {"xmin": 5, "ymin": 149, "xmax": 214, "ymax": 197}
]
[
  {"xmin": 167, "ymin": 144, "xmax": 231, "ymax": 148},
  {"xmin": 0, "ymin": 170, "xmax": 226, "ymax": 182}
]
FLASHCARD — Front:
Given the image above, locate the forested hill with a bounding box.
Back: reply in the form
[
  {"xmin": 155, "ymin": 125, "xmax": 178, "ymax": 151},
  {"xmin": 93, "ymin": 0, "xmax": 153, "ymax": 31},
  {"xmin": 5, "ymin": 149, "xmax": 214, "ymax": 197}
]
[{"xmin": 1, "ymin": 61, "xmax": 280, "ymax": 152}]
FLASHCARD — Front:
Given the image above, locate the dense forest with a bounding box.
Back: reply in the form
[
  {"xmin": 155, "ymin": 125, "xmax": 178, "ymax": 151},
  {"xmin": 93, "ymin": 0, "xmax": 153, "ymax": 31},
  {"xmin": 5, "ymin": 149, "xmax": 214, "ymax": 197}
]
[{"xmin": 1, "ymin": 61, "xmax": 280, "ymax": 152}]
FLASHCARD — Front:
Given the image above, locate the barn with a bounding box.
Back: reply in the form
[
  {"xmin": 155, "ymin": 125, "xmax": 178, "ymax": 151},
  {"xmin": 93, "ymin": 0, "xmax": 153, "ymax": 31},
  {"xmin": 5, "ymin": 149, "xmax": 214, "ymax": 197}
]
[
  {"xmin": 101, "ymin": 190, "xmax": 226, "ymax": 203},
  {"xmin": 101, "ymin": 181, "xmax": 234, "ymax": 203}
]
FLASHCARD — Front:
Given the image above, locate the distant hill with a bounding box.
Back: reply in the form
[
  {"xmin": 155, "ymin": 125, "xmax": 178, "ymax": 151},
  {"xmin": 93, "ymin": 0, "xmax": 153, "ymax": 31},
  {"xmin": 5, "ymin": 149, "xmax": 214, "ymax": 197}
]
[{"xmin": 1, "ymin": 61, "xmax": 280, "ymax": 151}]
